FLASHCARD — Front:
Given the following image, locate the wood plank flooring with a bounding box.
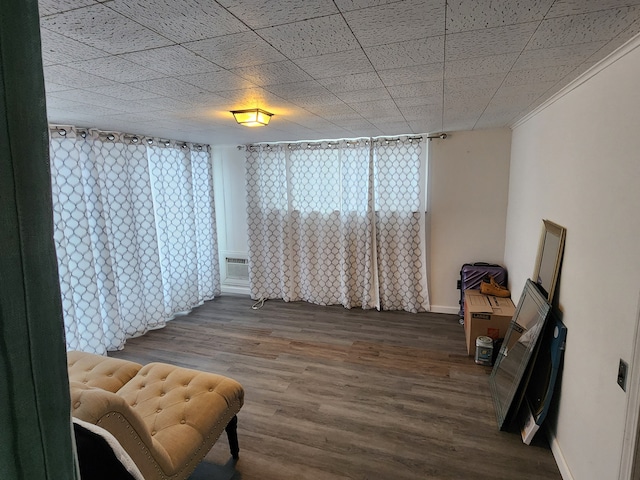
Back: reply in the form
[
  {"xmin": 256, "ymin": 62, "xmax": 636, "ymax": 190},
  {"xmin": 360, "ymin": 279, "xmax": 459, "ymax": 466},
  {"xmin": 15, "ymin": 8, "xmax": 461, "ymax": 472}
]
[{"xmin": 109, "ymin": 295, "xmax": 561, "ymax": 480}]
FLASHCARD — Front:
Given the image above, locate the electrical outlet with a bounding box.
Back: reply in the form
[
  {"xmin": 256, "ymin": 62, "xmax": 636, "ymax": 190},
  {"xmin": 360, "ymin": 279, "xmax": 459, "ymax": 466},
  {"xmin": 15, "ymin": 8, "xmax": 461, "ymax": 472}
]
[{"xmin": 618, "ymin": 359, "xmax": 629, "ymax": 391}]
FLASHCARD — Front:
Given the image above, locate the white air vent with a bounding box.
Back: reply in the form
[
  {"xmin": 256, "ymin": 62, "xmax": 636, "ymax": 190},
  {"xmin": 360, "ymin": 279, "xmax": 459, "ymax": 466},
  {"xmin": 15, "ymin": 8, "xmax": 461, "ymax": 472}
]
[{"xmin": 225, "ymin": 257, "xmax": 249, "ymax": 281}]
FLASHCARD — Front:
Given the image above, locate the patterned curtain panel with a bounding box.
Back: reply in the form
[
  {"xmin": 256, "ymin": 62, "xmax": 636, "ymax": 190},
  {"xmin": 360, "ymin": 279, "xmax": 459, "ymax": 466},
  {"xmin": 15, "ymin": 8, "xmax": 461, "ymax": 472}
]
[
  {"xmin": 246, "ymin": 136, "xmax": 429, "ymax": 313},
  {"xmin": 49, "ymin": 127, "xmax": 220, "ymax": 354}
]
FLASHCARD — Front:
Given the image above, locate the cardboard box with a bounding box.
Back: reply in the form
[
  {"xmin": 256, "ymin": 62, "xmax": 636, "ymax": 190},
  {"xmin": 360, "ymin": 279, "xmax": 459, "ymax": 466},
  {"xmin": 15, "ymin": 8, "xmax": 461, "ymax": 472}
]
[{"xmin": 464, "ymin": 289, "xmax": 516, "ymax": 357}]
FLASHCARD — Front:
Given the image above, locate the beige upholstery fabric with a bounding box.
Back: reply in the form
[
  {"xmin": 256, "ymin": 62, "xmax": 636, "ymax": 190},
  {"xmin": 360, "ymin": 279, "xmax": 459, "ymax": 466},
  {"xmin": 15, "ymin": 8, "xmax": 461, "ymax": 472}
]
[
  {"xmin": 67, "ymin": 350, "xmax": 142, "ymax": 392},
  {"xmin": 68, "ymin": 354, "xmax": 244, "ymax": 480}
]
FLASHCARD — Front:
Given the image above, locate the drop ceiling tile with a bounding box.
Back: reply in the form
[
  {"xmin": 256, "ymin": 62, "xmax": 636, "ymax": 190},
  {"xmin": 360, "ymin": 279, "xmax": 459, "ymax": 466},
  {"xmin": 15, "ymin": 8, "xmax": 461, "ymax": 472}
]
[
  {"xmin": 107, "ymin": 0, "xmax": 249, "ymax": 43},
  {"xmin": 44, "ymin": 64, "xmax": 115, "ymax": 88},
  {"xmin": 546, "ymin": 0, "xmax": 640, "ymax": 17},
  {"xmin": 334, "ymin": 0, "xmax": 398, "ymax": 12},
  {"xmin": 40, "ymin": 4, "xmax": 173, "ymax": 54},
  {"xmin": 265, "ymin": 80, "xmax": 330, "ymax": 99},
  {"xmin": 289, "ymin": 93, "xmax": 345, "ymax": 108},
  {"xmin": 445, "ymin": 53, "xmax": 518, "ymax": 78},
  {"xmin": 47, "ymin": 109, "xmax": 100, "ymax": 125},
  {"xmin": 512, "ymin": 41, "xmax": 606, "ymax": 70},
  {"xmin": 125, "ymin": 78, "xmax": 208, "ymax": 99},
  {"xmin": 38, "ymin": 0, "xmax": 97, "ymax": 16},
  {"xmin": 326, "ymin": 117, "xmax": 373, "ymax": 130},
  {"xmin": 378, "ymin": 63, "xmax": 443, "ymax": 86},
  {"xmin": 370, "ymin": 120, "xmax": 413, "ymax": 134},
  {"xmin": 178, "ymin": 71, "xmax": 258, "ymax": 93},
  {"xmin": 45, "ymin": 82, "xmax": 75, "ymax": 93},
  {"xmin": 231, "ymin": 61, "xmax": 313, "ymax": 87},
  {"xmin": 502, "ymin": 66, "xmax": 574, "ymax": 87},
  {"xmin": 398, "ymin": 103, "xmax": 442, "ymax": 121},
  {"xmin": 344, "ymin": 0, "xmax": 445, "ymax": 47},
  {"xmin": 365, "ymin": 36, "xmax": 445, "ymax": 70},
  {"xmin": 444, "ymin": 74, "xmax": 504, "ymax": 94},
  {"xmin": 584, "ymin": 19, "xmax": 640, "ymax": 65},
  {"xmin": 446, "ymin": 22, "xmax": 538, "ymax": 61},
  {"xmin": 138, "ymin": 97, "xmax": 193, "ymax": 112},
  {"xmin": 319, "ymin": 72, "xmax": 384, "ymax": 93},
  {"xmin": 442, "ymin": 117, "xmax": 479, "ymax": 131},
  {"xmin": 387, "ymin": 80, "xmax": 442, "ymax": 99},
  {"xmin": 490, "ymin": 82, "xmax": 558, "ymax": 107},
  {"xmin": 217, "ymin": 0, "xmax": 338, "ymax": 28},
  {"xmin": 330, "ymin": 116, "xmax": 374, "ymax": 128},
  {"xmin": 408, "ymin": 119, "xmax": 441, "ymax": 133},
  {"xmin": 120, "ymin": 46, "xmax": 220, "ymax": 76},
  {"xmin": 394, "ymin": 96, "xmax": 441, "ymax": 108},
  {"xmin": 444, "ymin": 89, "xmax": 495, "ymax": 109},
  {"xmin": 47, "ymin": 88, "xmax": 144, "ymax": 112},
  {"xmin": 336, "ymin": 88, "xmax": 392, "ymax": 104},
  {"xmin": 446, "ymin": 0, "xmax": 554, "ymax": 33},
  {"xmin": 349, "ymin": 99, "xmax": 403, "ymax": 116},
  {"xmin": 347, "ymin": 127, "xmax": 384, "ymax": 138},
  {"xmin": 39, "ymin": 28, "xmax": 109, "ymax": 66},
  {"xmin": 308, "ymin": 104, "xmax": 358, "ymax": 119},
  {"xmin": 256, "ymin": 15, "xmax": 358, "ymax": 59},
  {"xmin": 294, "ymin": 49, "xmax": 374, "ymax": 79},
  {"xmin": 528, "ymin": 7, "xmax": 640, "ymax": 50},
  {"xmin": 172, "ymin": 92, "xmax": 230, "ymax": 108},
  {"xmin": 475, "ymin": 112, "xmax": 521, "ymax": 129},
  {"xmin": 64, "ymin": 57, "xmax": 163, "ymax": 83},
  {"xmin": 82, "ymin": 84, "xmax": 162, "ymax": 101},
  {"xmin": 184, "ymin": 32, "xmax": 287, "ymax": 69},
  {"xmin": 215, "ymin": 87, "xmax": 283, "ymax": 107},
  {"xmin": 49, "ymin": 100, "xmax": 121, "ymax": 117}
]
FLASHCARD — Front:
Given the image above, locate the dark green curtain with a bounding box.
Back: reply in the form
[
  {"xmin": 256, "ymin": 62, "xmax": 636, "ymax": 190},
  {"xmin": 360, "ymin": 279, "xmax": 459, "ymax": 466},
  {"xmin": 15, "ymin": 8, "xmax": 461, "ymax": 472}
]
[{"xmin": 0, "ymin": 1, "xmax": 78, "ymax": 478}]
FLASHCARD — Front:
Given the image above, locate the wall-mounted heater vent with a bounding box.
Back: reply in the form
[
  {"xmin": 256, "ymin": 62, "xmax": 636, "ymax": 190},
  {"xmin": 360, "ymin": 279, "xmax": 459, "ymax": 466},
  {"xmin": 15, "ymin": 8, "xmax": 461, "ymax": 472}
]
[{"xmin": 225, "ymin": 257, "xmax": 249, "ymax": 281}]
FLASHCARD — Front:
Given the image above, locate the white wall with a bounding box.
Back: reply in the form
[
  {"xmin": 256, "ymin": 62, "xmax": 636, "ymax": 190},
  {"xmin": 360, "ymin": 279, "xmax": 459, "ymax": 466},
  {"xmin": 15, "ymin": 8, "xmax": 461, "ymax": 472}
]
[
  {"xmin": 505, "ymin": 39, "xmax": 640, "ymax": 480},
  {"xmin": 428, "ymin": 128, "xmax": 512, "ymax": 313}
]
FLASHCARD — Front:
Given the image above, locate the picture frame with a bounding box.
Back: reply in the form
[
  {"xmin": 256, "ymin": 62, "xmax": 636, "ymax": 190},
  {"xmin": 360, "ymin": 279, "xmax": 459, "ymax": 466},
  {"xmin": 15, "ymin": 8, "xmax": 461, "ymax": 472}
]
[{"xmin": 532, "ymin": 220, "xmax": 566, "ymax": 303}]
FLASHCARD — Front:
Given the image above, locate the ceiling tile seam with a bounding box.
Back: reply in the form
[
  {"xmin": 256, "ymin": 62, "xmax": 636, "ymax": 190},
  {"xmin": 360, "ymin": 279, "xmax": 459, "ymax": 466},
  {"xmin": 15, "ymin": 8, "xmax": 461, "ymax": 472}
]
[
  {"xmin": 97, "ymin": 2, "xmax": 183, "ymax": 52},
  {"xmin": 542, "ymin": 5, "xmax": 640, "ymax": 21},
  {"xmin": 333, "ymin": 0, "xmax": 407, "ymax": 15},
  {"xmin": 331, "ymin": 2, "xmax": 413, "ymax": 132},
  {"xmin": 114, "ymin": 47, "xmax": 226, "ymax": 77},
  {"xmin": 38, "ymin": 3, "xmax": 98, "ymax": 18},
  {"xmin": 512, "ymin": 32, "xmax": 640, "ymax": 129},
  {"xmin": 468, "ymin": 5, "xmax": 552, "ymax": 131}
]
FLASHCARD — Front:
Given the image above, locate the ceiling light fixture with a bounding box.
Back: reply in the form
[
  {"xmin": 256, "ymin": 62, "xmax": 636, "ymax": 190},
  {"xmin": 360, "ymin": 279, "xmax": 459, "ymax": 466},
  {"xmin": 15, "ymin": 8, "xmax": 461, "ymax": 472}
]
[{"xmin": 231, "ymin": 108, "xmax": 274, "ymax": 127}]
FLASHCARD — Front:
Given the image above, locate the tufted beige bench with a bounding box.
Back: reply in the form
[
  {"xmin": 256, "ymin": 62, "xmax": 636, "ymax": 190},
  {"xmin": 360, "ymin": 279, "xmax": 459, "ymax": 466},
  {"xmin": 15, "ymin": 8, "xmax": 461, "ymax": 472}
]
[{"xmin": 68, "ymin": 351, "xmax": 244, "ymax": 480}]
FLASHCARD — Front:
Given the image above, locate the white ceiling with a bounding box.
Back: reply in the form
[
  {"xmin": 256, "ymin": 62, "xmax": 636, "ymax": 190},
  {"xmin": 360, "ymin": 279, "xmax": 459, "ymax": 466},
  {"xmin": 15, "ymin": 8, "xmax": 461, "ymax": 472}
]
[{"xmin": 39, "ymin": 0, "xmax": 640, "ymax": 145}]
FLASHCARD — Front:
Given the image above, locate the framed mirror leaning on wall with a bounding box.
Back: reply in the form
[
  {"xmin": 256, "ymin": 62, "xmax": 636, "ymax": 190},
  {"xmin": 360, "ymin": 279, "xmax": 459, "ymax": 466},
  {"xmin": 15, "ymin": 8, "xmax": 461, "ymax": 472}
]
[
  {"xmin": 533, "ymin": 220, "xmax": 567, "ymax": 303},
  {"xmin": 489, "ymin": 279, "xmax": 551, "ymax": 430}
]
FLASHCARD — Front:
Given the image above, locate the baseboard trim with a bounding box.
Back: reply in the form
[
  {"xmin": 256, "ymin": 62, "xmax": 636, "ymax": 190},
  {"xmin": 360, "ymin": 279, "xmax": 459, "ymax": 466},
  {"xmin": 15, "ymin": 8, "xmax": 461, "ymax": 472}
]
[
  {"xmin": 221, "ymin": 284, "xmax": 250, "ymax": 296},
  {"xmin": 430, "ymin": 305, "xmax": 459, "ymax": 315},
  {"xmin": 546, "ymin": 426, "xmax": 574, "ymax": 480}
]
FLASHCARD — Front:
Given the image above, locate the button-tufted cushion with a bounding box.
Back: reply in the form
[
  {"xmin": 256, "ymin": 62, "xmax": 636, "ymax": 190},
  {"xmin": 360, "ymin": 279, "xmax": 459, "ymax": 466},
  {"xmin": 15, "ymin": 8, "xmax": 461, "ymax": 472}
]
[
  {"xmin": 68, "ymin": 351, "xmax": 143, "ymax": 393},
  {"xmin": 70, "ymin": 381, "xmax": 174, "ymax": 474},
  {"xmin": 118, "ymin": 362, "xmax": 245, "ymax": 473}
]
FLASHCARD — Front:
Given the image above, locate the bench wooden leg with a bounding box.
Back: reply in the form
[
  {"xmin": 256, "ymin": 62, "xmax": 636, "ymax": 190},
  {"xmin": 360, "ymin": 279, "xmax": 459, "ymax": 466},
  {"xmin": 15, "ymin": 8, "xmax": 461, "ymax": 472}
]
[{"xmin": 225, "ymin": 415, "xmax": 239, "ymax": 459}]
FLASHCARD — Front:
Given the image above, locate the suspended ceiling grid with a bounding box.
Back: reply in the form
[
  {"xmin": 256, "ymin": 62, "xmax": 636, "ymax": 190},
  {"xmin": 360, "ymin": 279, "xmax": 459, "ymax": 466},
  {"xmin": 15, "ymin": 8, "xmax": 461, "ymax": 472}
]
[{"xmin": 39, "ymin": 0, "xmax": 640, "ymax": 144}]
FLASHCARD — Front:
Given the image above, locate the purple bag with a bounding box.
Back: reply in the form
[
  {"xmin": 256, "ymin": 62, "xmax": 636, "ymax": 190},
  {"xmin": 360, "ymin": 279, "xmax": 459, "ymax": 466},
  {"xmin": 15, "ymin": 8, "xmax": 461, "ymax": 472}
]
[{"xmin": 457, "ymin": 262, "xmax": 508, "ymax": 317}]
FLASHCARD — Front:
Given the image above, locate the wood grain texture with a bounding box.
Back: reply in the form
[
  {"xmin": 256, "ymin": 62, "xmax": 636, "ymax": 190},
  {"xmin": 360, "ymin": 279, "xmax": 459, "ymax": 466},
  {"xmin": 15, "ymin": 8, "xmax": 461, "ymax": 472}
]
[{"xmin": 109, "ymin": 295, "xmax": 561, "ymax": 480}]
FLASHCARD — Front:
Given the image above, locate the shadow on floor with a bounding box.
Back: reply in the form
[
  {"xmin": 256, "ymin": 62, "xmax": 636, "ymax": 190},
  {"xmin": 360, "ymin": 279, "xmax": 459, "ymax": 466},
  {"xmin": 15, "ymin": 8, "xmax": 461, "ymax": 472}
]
[{"xmin": 189, "ymin": 458, "xmax": 241, "ymax": 480}]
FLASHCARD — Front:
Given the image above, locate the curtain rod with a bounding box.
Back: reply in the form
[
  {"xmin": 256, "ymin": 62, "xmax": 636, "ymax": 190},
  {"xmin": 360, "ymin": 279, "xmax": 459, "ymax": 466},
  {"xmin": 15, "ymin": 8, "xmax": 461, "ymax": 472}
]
[{"xmin": 238, "ymin": 133, "xmax": 447, "ymax": 150}]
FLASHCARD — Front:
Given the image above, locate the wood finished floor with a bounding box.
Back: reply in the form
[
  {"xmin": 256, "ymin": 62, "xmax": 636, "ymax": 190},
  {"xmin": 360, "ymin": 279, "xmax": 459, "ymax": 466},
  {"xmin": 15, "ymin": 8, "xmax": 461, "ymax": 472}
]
[{"xmin": 109, "ymin": 295, "xmax": 561, "ymax": 480}]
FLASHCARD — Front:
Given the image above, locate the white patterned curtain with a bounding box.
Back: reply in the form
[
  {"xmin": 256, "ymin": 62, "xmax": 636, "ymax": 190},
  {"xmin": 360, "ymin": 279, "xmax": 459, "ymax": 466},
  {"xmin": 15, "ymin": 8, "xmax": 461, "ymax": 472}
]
[
  {"xmin": 49, "ymin": 127, "xmax": 220, "ymax": 354},
  {"xmin": 246, "ymin": 136, "xmax": 429, "ymax": 313}
]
